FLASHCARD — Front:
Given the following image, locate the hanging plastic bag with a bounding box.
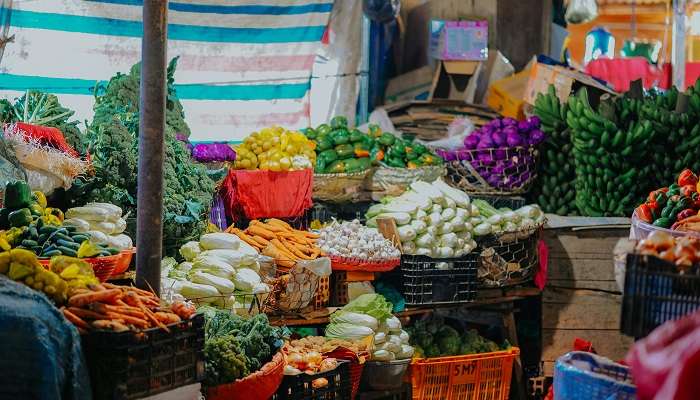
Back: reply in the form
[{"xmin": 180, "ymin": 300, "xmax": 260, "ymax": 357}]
[
  {"xmin": 626, "ymin": 309, "xmax": 700, "ymax": 400},
  {"xmin": 565, "ymin": 0, "xmax": 598, "ymax": 25}
]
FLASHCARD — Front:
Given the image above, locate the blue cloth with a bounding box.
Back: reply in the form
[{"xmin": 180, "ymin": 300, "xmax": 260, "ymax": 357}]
[{"xmin": 0, "ymin": 276, "xmax": 91, "ymax": 399}]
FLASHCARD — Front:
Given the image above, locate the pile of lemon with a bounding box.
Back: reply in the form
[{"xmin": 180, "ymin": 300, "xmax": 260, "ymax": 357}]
[{"xmin": 234, "ymin": 126, "xmax": 316, "ymax": 171}]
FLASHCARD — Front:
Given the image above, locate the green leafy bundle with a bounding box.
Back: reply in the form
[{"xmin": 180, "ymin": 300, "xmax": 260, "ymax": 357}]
[{"xmin": 76, "ymin": 58, "xmax": 215, "ymax": 252}]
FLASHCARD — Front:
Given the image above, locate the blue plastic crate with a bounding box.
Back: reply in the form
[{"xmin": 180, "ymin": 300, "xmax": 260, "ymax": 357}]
[{"xmin": 553, "ymin": 352, "xmax": 635, "ymax": 400}]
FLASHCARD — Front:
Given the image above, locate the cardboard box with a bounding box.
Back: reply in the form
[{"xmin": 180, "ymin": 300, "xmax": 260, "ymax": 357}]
[
  {"xmin": 429, "ymin": 20, "xmax": 488, "ymax": 61},
  {"xmin": 486, "ymin": 69, "xmax": 530, "ymax": 120},
  {"xmin": 428, "ymin": 60, "xmax": 483, "ymax": 102},
  {"xmin": 384, "ymin": 66, "xmax": 434, "ymax": 104},
  {"xmin": 524, "ymin": 62, "xmax": 617, "ymax": 106}
]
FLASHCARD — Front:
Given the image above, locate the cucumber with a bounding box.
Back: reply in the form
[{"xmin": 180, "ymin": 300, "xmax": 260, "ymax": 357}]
[
  {"xmin": 71, "ymin": 234, "xmax": 89, "ymax": 243},
  {"xmin": 41, "ymin": 249, "xmax": 62, "ymax": 258},
  {"xmin": 29, "ymin": 226, "xmax": 38, "ymax": 240},
  {"xmin": 37, "ymin": 233, "xmax": 48, "ymax": 244},
  {"xmin": 105, "ymin": 247, "xmax": 120, "ymax": 255},
  {"xmin": 54, "ymin": 232, "xmax": 74, "ymax": 242},
  {"xmin": 32, "ymin": 246, "xmax": 42, "ymax": 254},
  {"xmin": 39, "ymin": 226, "xmax": 58, "ymax": 235},
  {"xmin": 21, "ymin": 239, "xmax": 38, "ymax": 248},
  {"xmin": 57, "ymin": 246, "xmax": 77, "ymax": 257},
  {"xmin": 64, "ymin": 226, "xmax": 78, "ymax": 233},
  {"xmin": 98, "ymin": 251, "xmax": 112, "ymax": 257},
  {"xmin": 57, "ymin": 239, "xmax": 80, "ymax": 250}
]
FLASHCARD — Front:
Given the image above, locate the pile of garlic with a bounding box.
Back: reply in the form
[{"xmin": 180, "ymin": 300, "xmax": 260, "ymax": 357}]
[{"xmin": 318, "ymin": 219, "xmax": 400, "ymax": 261}]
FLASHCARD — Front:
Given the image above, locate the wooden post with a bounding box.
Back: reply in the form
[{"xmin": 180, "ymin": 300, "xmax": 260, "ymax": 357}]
[{"xmin": 135, "ymin": 0, "xmax": 168, "ymax": 294}]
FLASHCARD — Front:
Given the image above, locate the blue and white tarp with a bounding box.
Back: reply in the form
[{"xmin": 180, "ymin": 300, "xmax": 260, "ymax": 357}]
[{"xmin": 0, "ymin": 0, "xmax": 334, "ymax": 142}]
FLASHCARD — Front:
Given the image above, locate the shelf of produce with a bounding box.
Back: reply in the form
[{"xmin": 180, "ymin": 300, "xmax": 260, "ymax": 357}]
[{"xmin": 269, "ymin": 286, "xmax": 540, "ymax": 326}]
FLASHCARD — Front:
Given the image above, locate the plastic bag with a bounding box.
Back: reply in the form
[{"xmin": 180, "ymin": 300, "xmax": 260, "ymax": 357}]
[
  {"xmin": 626, "ymin": 310, "xmax": 700, "ymax": 400},
  {"xmin": 565, "ymin": 0, "xmax": 597, "ymax": 24}
]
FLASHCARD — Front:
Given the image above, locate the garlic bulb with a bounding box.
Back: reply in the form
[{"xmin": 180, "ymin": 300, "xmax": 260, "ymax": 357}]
[{"xmin": 318, "ymin": 219, "xmax": 401, "ymax": 261}]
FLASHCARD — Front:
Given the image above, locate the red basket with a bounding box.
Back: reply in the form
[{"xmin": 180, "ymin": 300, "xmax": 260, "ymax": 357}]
[
  {"xmin": 111, "ymin": 248, "xmax": 136, "ymax": 276},
  {"xmin": 39, "ymin": 254, "xmax": 121, "ymax": 282},
  {"xmin": 324, "ymin": 347, "xmax": 368, "ymax": 400},
  {"xmin": 207, "ymin": 351, "xmax": 285, "ymax": 400},
  {"xmin": 329, "ymin": 255, "xmax": 400, "ymax": 272}
]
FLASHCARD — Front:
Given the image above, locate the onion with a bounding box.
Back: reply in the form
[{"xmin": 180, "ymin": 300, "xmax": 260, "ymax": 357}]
[
  {"xmin": 306, "ymin": 351, "xmax": 323, "ymax": 365},
  {"xmin": 646, "ymin": 230, "xmax": 674, "ymax": 252}
]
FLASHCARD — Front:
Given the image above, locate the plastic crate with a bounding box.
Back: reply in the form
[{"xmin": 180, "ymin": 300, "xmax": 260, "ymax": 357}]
[
  {"xmin": 553, "ymin": 352, "xmax": 635, "ymax": 400},
  {"xmin": 397, "ymin": 254, "xmax": 478, "ymax": 305},
  {"xmin": 409, "ymin": 348, "xmax": 519, "ymax": 400},
  {"xmin": 81, "ymin": 314, "xmax": 205, "ymax": 400},
  {"xmin": 621, "ymin": 253, "xmax": 700, "ymax": 338},
  {"xmin": 273, "ymin": 360, "xmax": 352, "ymax": 400}
]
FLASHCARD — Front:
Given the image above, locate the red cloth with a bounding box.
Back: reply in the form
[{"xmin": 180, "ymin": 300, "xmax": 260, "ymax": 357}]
[
  {"xmin": 626, "ymin": 309, "xmax": 700, "ymax": 400},
  {"xmin": 222, "ymin": 168, "xmax": 313, "ymax": 221},
  {"xmin": 534, "ymin": 240, "xmax": 549, "ymax": 290},
  {"xmin": 687, "ymin": 62, "xmax": 700, "ymax": 89},
  {"xmin": 585, "ymin": 58, "xmax": 671, "ymax": 92}
]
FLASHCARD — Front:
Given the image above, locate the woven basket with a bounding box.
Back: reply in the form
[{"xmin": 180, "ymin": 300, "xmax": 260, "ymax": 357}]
[
  {"xmin": 365, "ymin": 165, "xmax": 446, "ymax": 198},
  {"xmin": 313, "ymin": 169, "xmax": 371, "ymax": 203},
  {"xmin": 39, "ymin": 254, "xmax": 121, "ymax": 282},
  {"xmin": 110, "ymin": 248, "xmax": 136, "ymax": 276},
  {"xmin": 476, "ymin": 224, "xmax": 543, "ymax": 287},
  {"xmin": 442, "ymin": 145, "xmax": 539, "ymax": 195}
]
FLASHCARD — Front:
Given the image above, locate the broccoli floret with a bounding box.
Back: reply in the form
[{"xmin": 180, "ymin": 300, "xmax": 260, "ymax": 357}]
[
  {"xmin": 438, "ymin": 335, "xmax": 461, "ymax": 356},
  {"xmin": 425, "ymin": 344, "xmax": 441, "ymax": 358},
  {"xmin": 204, "ymin": 334, "xmax": 250, "ymax": 386}
]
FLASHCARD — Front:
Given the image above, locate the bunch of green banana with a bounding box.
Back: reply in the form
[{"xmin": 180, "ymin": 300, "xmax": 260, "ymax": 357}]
[
  {"xmin": 641, "ymin": 87, "xmax": 699, "ymax": 187},
  {"xmin": 566, "ymin": 88, "xmax": 655, "ymax": 217},
  {"xmin": 532, "ymin": 85, "xmax": 577, "ymax": 215}
]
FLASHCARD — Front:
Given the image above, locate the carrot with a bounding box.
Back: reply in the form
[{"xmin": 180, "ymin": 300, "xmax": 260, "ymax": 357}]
[
  {"xmin": 126, "ymin": 286, "xmax": 158, "ymax": 298},
  {"xmin": 69, "ymin": 307, "xmax": 110, "ymax": 320},
  {"xmin": 93, "ymin": 303, "xmax": 146, "ymax": 319},
  {"xmin": 256, "ymin": 221, "xmax": 286, "ymax": 233},
  {"xmin": 105, "ymin": 312, "xmax": 149, "ymax": 328},
  {"xmin": 266, "ymin": 218, "xmax": 293, "ymax": 231},
  {"xmin": 276, "ymin": 259, "xmax": 296, "ymax": 269},
  {"xmin": 290, "ymin": 240, "xmax": 314, "ymax": 255},
  {"xmin": 251, "ymin": 235, "xmax": 271, "ymax": 248},
  {"xmin": 92, "ymin": 319, "xmax": 129, "ymax": 332},
  {"xmin": 281, "ymin": 238, "xmax": 313, "ymax": 260},
  {"xmin": 236, "ymin": 231, "xmax": 263, "ymax": 249},
  {"xmin": 154, "ymin": 311, "xmax": 181, "ymax": 324},
  {"xmin": 247, "ymin": 225, "xmax": 276, "ymax": 240},
  {"xmin": 270, "ymin": 239, "xmax": 298, "ymax": 261},
  {"xmin": 303, "ymin": 231, "xmax": 320, "ymax": 239},
  {"xmin": 124, "ymin": 292, "xmax": 170, "ymax": 332},
  {"xmin": 310, "ymin": 247, "xmax": 321, "ymax": 258},
  {"xmin": 68, "ymin": 289, "xmax": 122, "ymax": 308},
  {"xmin": 62, "ymin": 308, "xmax": 89, "ymax": 330}
]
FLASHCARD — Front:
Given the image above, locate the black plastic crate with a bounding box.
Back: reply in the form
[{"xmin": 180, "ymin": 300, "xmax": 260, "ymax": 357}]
[
  {"xmin": 621, "ymin": 254, "xmax": 700, "ymax": 338},
  {"xmin": 396, "ymin": 254, "xmax": 478, "ymax": 305},
  {"xmin": 273, "ymin": 360, "xmax": 351, "ymax": 400},
  {"xmin": 81, "ymin": 314, "xmax": 205, "ymax": 400}
]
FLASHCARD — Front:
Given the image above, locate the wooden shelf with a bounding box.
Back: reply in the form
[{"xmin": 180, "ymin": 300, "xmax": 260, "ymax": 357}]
[{"xmin": 269, "ymin": 286, "xmax": 540, "ymax": 327}]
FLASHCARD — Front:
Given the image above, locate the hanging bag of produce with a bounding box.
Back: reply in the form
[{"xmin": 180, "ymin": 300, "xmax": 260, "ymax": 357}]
[{"xmin": 221, "ymin": 168, "xmax": 313, "ymax": 221}]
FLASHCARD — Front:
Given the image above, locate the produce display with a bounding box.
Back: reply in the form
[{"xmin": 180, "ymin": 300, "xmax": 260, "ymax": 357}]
[
  {"xmin": 0, "ymin": 249, "xmax": 98, "ymax": 304},
  {"xmin": 64, "ymin": 203, "xmax": 132, "ymax": 250},
  {"xmin": 567, "ymin": 89, "xmax": 655, "ymax": 216},
  {"xmin": 307, "ymin": 116, "xmax": 375, "ymax": 174},
  {"xmin": 436, "ymin": 116, "xmax": 543, "ymax": 191},
  {"xmin": 406, "ymin": 316, "xmax": 509, "ymax": 358},
  {"xmin": 635, "ymin": 230, "xmax": 700, "ymax": 271},
  {"xmin": 325, "ymin": 294, "xmax": 414, "ymax": 361},
  {"xmin": 233, "ymin": 125, "xmax": 316, "ymax": 171},
  {"xmin": 227, "ymin": 219, "xmax": 321, "ymax": 269},
  {"xmin": 318, "ymin": 219, "xmax": 400, "ymax": 262},
  {"xmin": 281, "ymin": 336, "xmax": 352, "ymax": 376},
  {"xmin": 366, "ymin": 179, "xmax": 477, "ymax": 258},
  {"xmin": 61, "ymin": 282, "xmax": 195, "ymax": 334},
  {"xmin": 633, "ymin": 169, "xmax": 700, "ymax": 231},
  {"xmin": 470, "ymin": 200, "xmax": 545, "ymax": 237},
  {"xmin": 532, "ymin": 85, "xmax": 577, "ymax": 214},
  {"xmin": 74, "ymin": 58, "xmax": 215, "ymax": 252},
  {"xmin": 201, "ymin": 307, "xmax": 282, "ymax": 386},
  {"xmin": 161, "ymin": 232, "xmax": 270, "ymax": 308}
]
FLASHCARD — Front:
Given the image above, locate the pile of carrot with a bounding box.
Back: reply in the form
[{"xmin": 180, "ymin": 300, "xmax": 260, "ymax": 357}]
[
  {"xmin": 60, "ymin": 283, "xmax": 196, "ymax": 334},
  {"xmin": 226, "ymin": 218, "xmax": 321, "ymax": 270}
]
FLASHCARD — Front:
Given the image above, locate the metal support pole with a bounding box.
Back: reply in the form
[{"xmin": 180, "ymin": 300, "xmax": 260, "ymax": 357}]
[
  {"xmin": 135, "ymin": 0, "xmax": 168, "ymax": 294},
  {"xmin": 358, "ymin": 14, "xmax": 370, "ymax": 124},
  {"xmin": 672, "ymin": 0, "xmax": 687, "ymax": 89}
]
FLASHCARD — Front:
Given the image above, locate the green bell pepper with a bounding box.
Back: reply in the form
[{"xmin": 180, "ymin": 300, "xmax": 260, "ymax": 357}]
[
  {"xmin": 385, "ymin": 157, "xmax": 406, "ymax": 168},
  {"xmin": 335, "ymin": 144, "xmax": 354, "ymax": 159},
  {"xmin": 349, "ymin": 129, "xmax": 365, "ymax": 143},
  {"xmin": 392, "ymin": 141, "xmax": 406, "ymax": 155},
  {"xmin": 356, "ymin": 157, "xmax": 371, "ymax": 171},
  {"xmin": 316, "ymin": 123, "xmax": 332, "ymax": 136},
  {"xmin": 330, "ymin": 116, "xmax": 348, "ymax": 129},
  {"xmin": 315, "ymin": 158, "xmax": 327, "ymax": 173},
  {"xmin": 378, "ymin": 132, "xmax": 396, "ymax": 146},
  {"xmin": 303, "ymin": 127, "xmax": 317, "ymax": 140},
  {"xmin": 318, "ymin": 149, "xmax": 338, "ymax": 164},
  {"xmin": 413, "ymin": 143, "xmax": 428, "ymax": 155},
  {"xmin": 4, "ymin": 181, "xmax": 31, "ymax": 210},
  {"xmin": 345, "ymin": 158, "xmax": 361, "ymax": 173},
  {"xmin": 316, "ymin": 136, "xmax": 334, "ymax": 151},
  {"xmin": 8, "ymin": 208, "xmax": 32, "ymax": 228},
  {"xmin": 325, "ymin": 160, "xmax": 347, "ymax": 174},
  {"xmin": 331, "ymin": 129, "xmax": 350, "ymax": 146}
]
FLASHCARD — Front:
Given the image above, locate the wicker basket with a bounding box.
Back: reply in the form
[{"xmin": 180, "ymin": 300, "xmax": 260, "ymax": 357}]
[
  {"xmin": 264, "ymin": 258, "xmax": 331, "ymax": 314},
  {"xmin": 476, "ymin": 225, "xmax": 543, "ymax": 287},
  {"xmin": 442, "ymin": 145, "xmax": 539, "ymax": 195},
  {"xmin": 313, "ymin": 170, "xmax": 371, "ymax": 203},
  {"xmin": 365, "ymin": 165, "xmax": 446, "ymax": 198},
  {"xmin": 39, "ymin": 254, "xmax": 121, "ymax": 282}
]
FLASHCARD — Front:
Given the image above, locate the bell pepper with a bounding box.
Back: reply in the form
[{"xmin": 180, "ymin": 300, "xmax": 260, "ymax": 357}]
[
  {"xmin": 385, "ymin": 157, "xmax": 406, "ymax": 168},
  {"xmin": 356, "ymin": 157, "xmax": 371, "ymax": 171},
  {"xmin": 45, "ymin": 208, "xmax": 64, "ymax": 222},
  {"xmin": 318, "ymin": 149, "xmax": 338, "ymax": 164},
  {"xmin": 345, "ymin": 158, "xmax": 361, "ymax": 173},
  {"xmin": 28, "ymin": 203, "xmax": 43, "ymax": 217},
  {"xmin": 315, "ymin": 158, "xmax": 327, "ymax": 173},
  {"xmin": 330, "ymin": 116, "xmax": 348, "ymax": 129},
  {"xmin": 331, "ymin": 129, "xmax": 350, "ymax": 146},
  {"xmin": 349, "ymin": 129, "xmax": 364, "ymax": 143},
  {"xmin": 326, "ymin": 160, "xmax": 346, "ymax": 174},
  {"xmin": 31, "ymin": 191, "xmax": 47, "ymax": 210},
  {"xmin": 0, "ymin": 209, "xmax": 9, "ymax": 229},
  {"xmin": 368, "ymin": 124, "xmax": 381, "ymax": 138},
  {"xmin": 419, "ymin": 153, "xmax": 441, "ymax": 165},
  {"xmin": 304, "ymin": 128, "xmax": 317, "ymax": 140},
  {"xmin": 378, "ymin": 132, "xmax": 396, "ymax": 146},
  {"xmin": 668, "ymin": 184, "xmax": 681, "ymax": 197},
  {"xmin": 316, "ymin": 136, "xmax": 333, "ymax": 151},
  {"xmin": 334, "ymin": 144, "xmax": 354, "ymax": 159},
  {"xmin": 413, "ymin": 143, "xmax": 427, "ymax": 155},
  {"xmin": 678, "ymin": 168, "xmax": 698, "ymax": 187},
  {"xmin": 4, "ymin": 181, "xmax": 31, "ymax": 210},
  {"xmin": 681, "ymin": 184, "xmax": 696, "ymax": 198},
  {"xmin": 316, "ymin": 124, "xmax": 332, "ymax": 136},
  {"xmin": 407, "ymin": 161, "xmax": 419, "ymax": 169},
  {"xmin": 392, "ymin": 141, "xmax": 406, "ymax": 155},
  {"xmin": 652, "ymin": 217, "xmax": 674, "ymax": 228},
  {"xmin": 354, "ymin": 148, "xmax": 370, "ymax": 158},
  {"xmin": 676, "ymin": 208, "xmax": 696, "ymax": 221},
  {"xmin": 635, "ymin": 204, "xmax": 653, "ymax": 223},
  {"xmin": 370, "ymin": 147, "xmax": 384, "ymax": 164},
  {"xmin": 8, "ymin": 208, "xmax": 32, "ymax": 228},
  {"xmin": 648, "ymin": 189, "xmax": 668, "ymax": 205}
]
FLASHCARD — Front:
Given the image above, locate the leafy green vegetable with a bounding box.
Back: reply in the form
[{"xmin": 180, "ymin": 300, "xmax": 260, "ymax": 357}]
[
  {"xmin": 337, "ymin": 293, "xmax": 393, "ymax": 322},
  {"xmin": 72, "ymin": 58, "xmax": 215, "ymax": 253}
]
